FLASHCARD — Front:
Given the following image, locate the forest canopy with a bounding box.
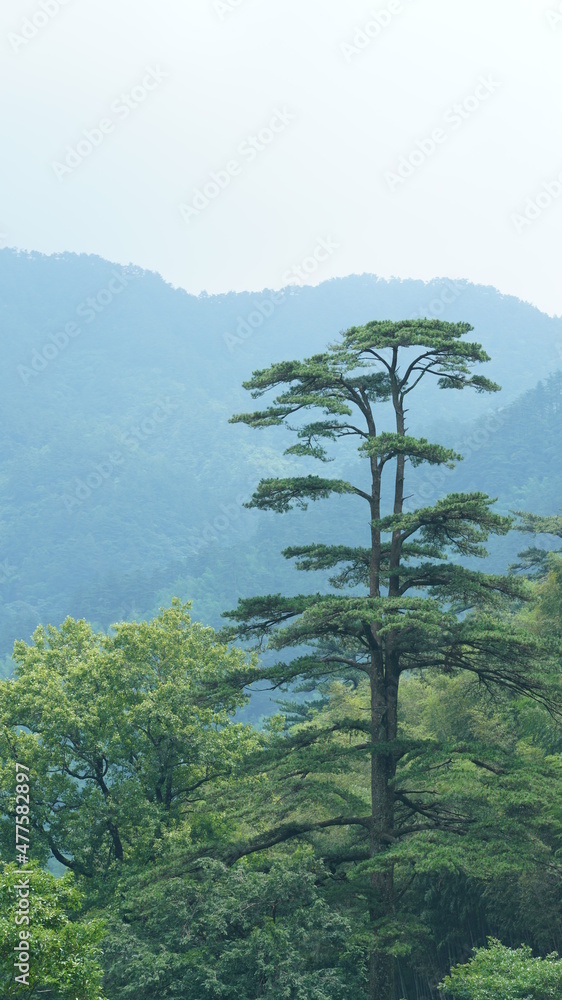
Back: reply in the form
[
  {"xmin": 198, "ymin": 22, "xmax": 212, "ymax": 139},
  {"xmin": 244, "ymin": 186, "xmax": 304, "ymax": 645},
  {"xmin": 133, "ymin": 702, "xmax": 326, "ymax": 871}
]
[{"xmin": 0, "ymin": 315, "xmax": 561, "ymax": 999}]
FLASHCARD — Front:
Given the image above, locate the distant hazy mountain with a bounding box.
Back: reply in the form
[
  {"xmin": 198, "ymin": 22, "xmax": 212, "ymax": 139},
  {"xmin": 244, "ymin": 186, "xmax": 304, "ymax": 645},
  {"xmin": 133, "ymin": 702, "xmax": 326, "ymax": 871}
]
[{"xmin": 1, "ymin": 248, "xmax": 561, "ymax": 668}]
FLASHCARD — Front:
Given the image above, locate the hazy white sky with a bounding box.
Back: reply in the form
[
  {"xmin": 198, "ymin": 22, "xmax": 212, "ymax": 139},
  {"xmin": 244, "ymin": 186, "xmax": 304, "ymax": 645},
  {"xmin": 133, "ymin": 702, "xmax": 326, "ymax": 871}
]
[{"xmin": 1, "ymin": 0, "xmax": 562, "ymax": 314}]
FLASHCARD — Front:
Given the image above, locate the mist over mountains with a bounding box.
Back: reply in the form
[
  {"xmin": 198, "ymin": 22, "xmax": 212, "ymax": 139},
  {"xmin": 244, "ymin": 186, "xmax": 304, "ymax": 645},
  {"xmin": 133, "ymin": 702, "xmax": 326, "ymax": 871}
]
[{"xmin": 1, "ymin": 247, "xmax": 561, "ymax": 668}]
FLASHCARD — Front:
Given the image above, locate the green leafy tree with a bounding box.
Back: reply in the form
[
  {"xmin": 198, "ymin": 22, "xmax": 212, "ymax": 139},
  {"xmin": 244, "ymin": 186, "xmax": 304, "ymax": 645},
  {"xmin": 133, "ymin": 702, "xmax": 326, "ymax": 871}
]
[
  {"xmin": 0, "ymin": 861, "xmax": 106, "ymax": 999},
  {"xmin": 439, "ymin": 939, "xmax": 562, "ymax": 1000},
  {"xmin": 221, "ymin": 320, "xmax": 557, "ymax": 1000},
  {"xmin": 0, "ymin": 600, "xmax": 258, "ymax": 878}
]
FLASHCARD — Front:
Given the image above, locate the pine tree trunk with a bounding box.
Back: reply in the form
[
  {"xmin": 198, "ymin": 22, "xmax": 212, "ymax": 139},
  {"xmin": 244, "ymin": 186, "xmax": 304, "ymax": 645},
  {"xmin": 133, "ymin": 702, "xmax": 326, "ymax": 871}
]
[
  {"xmin": 368, "ymin": 657, "xmax": 396, "ymax": 1000},
  {"xmin": 369, "ymin": 924, "xmax": 395, "ymax": 1000}
]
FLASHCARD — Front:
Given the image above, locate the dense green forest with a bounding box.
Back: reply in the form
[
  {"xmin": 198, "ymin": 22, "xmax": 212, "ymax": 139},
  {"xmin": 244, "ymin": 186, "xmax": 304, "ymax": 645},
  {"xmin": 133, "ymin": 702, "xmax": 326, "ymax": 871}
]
[{"xmin": 1, "ymin": 255, "xmax": 562, "ymax": 998}]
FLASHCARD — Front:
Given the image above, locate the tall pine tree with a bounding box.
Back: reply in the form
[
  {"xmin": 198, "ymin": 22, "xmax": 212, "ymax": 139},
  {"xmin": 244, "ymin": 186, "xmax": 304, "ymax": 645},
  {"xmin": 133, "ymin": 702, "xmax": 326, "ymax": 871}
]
[{"xmin": 222, "ymin": 320, "xmax": 554, "ymax": 1000}]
